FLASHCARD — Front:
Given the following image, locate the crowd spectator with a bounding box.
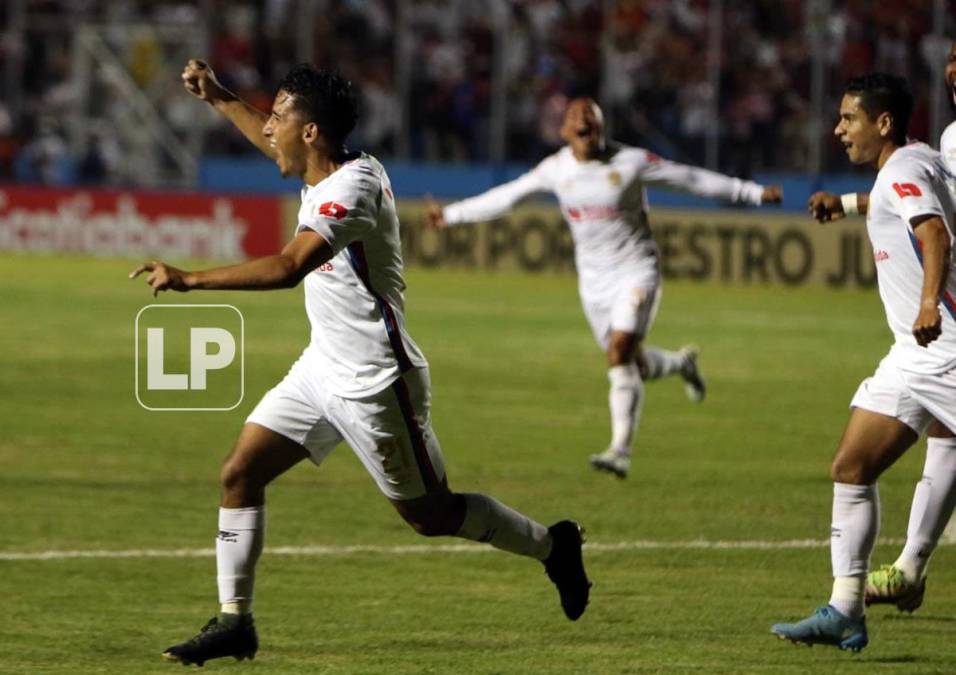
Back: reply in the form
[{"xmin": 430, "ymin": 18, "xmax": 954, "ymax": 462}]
[{"xmin": 2, "ymin": 0, "xmax": 954, "ymax": 184}]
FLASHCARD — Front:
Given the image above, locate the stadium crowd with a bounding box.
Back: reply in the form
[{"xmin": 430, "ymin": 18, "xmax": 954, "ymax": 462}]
[{"xmin": 0, "ymin": 0, "xmax": 952, "ymax": 184}]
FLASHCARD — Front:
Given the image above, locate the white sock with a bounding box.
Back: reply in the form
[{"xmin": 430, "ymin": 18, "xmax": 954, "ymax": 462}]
[
  {"xmin": 217, "ymin": 506, "xmax": 265, "ymax": 614},
  {"xmin": 642, "ymin": 347, "xmax": 685, "ymax": 380},
  {"xmin": 608, "ymin": 363, "xmax": 644, "ymax": 455},
  {"xmin": 456, "ymin": 493, "xmax": 552, "ymax": 560},
  {"xmin": 895, "ymin": 437, "xmax": 956, "ymax": 582},
  {"xmin": 829, "ymin": 482, "xmax": 879, "ymax": 618}
]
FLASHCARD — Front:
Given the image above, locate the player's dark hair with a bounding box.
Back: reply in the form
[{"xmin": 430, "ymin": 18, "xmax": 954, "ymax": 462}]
[
  {"xmin": 277, "ymin": 64, "xmax": 358, "ymax": 147},
  {"xmin": 844, "ymin": 72, "xmax": 913, "ymax": 145}
]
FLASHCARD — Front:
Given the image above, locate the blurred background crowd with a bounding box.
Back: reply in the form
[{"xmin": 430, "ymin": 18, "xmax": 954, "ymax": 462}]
[{"xmin": 1, "ymin": 0, "xmax": 953, "ymax": 187}]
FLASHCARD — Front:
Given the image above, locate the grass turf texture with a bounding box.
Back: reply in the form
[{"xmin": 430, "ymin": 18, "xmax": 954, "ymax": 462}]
[{"xmin": 1, "ymin": 253, "xmax": 954, "ymax": 673}]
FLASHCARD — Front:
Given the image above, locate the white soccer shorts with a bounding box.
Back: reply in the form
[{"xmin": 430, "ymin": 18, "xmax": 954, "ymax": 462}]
[
  {"xmin": 582, "ymin": 283, "xmax": 662, "ymax": 350},
  {"xmin": 246, "ymin": 358, "xmax": 446, "ymax": 500},
  {"xmin": 850, "ymin": 351, "xmax": 956, "ymax": 435}
]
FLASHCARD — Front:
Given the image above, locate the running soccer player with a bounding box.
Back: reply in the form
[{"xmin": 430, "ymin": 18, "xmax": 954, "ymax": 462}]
[
  {"xmin": 132, "ymin": 60, "xmax": 591, "ymax": 667},
  {"xmin": 772, "ymin": 72, "xmax": 956, "ymax": 652},
  {"xmin": 806, "ymin": 41, "xmax": 956, "ymax": 616},
  {"xmin": 426, "ymin": 98, "xmax": 782, "ymax": 478}
]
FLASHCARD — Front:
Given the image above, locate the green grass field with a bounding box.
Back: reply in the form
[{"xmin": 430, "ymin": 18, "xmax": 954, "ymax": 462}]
[{"xmin": 1, "ymin": 253, "xmax": 954, "ymax": 674}]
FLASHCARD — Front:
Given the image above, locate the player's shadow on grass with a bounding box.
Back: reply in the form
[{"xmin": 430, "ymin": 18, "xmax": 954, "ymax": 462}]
[
  {"xmin": 882, "ymin": 613, "xmax": 956, "ymax": 623},
  {"xmin": 868, "ymin": 655, "xmax": 918, "ymax": 664}
]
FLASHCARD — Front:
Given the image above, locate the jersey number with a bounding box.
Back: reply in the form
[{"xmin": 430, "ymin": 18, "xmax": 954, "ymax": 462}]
[{"xmin": 892, "ymin": 182, "xmax": 923, "ymax": 198}]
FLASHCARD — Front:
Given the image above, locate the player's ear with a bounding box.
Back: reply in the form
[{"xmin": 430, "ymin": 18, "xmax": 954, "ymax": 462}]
[
  {"xmin": 302, "ymin": 121, "xmax": 319, "ymax": 144},
  {"xmin": 877, "ymin": 111, "xmax": 893, "ymax": 138}
]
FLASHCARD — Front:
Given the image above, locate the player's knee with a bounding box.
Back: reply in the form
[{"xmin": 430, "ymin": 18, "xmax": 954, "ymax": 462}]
[
  {"xmin": 830, "ymin": 453, "xmax": 870, "ymax": 484},
  {"xmin": 220, "ymin": 456, "xmax": 257, "ymax": 494},
  {"xmin": 405, "ymin": 513, "xmax": 453, "ymax": 537}
]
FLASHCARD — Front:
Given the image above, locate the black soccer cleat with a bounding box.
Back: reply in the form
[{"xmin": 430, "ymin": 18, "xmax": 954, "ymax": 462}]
[
  {"xmin": 161, "ymin": 614, "xmax": 258, "ymax": 666},
  {"xmin": 544, "ymin": 520, "xmax": 591, "ymax": 620}
]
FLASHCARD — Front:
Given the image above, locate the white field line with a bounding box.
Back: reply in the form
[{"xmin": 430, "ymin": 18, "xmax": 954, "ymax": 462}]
[{"xmin": 0, "ymin": 536, "xmax": 939, "ymax": 562}]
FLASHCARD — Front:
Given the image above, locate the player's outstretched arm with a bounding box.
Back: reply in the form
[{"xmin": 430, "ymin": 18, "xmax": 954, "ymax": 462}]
[
  {"xmin": 807, "ymin": 191, "xmax": 868, "ymax": 223},
  {"xmin": 129, "ymin": 230, "xmax": 333, "ymax": 295},
  {"xmin": 638, "ymin": 156, "xmax": 781, "ymax": 206},
  {"xmin": 438, "ymin": 168, "xmax": 551, "ymax": 226},
  {"xmin": 911, "ymin": 214, "xmax": 950, "ymax": 347},
  {"xmin": 182, "ymin": 59, "xmax": 276, "ymax": 160}
]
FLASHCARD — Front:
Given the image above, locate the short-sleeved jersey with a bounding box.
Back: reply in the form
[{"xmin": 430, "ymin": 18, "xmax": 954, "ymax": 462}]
[
  {"xmin": 443, "ymin": 144, "xmax": 764, "ymax": 302},
  {"xmin": 941, "ymin": 120, "xmax": 956, "ymax": 197},
  {"xmin": 296, "ymin": 153, "xmax": 426, "ymax": 398},
  {"xmin": 867, "ymin": 142, "xmax": 956, "ymax": 374}
]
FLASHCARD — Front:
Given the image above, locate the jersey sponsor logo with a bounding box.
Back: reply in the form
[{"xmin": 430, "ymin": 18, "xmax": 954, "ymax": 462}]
[
  {"xmin": 564, "ymin": 204, "xmax": 620, "ymax": 221},
  {"xmin": 874, "ymin": 249, "xmax": 890, "ymax": 262},
  {"xmin": 317, "ymin": 201, "xmax": 349, "ymax": 219},
  {"xmin": 892, "ymin": 182, "xmax": 923, "ymax": 198},
  {"xmin": 312, "ymin": 262, "xmax": 334, "ymax": 273}
]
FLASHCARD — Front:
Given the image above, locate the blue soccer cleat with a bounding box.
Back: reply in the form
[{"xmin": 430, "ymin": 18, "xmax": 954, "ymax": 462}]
[{"xmin": 771, "ymin": 605, "xmax": 868, "ymax": 652}]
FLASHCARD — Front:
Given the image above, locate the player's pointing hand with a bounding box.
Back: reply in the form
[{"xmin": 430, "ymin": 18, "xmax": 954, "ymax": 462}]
[
  {"xmin": 129, "ymin": 261, "xmax": 192, "ymax": 297},
  {"xmin": 182, "ymin": 59, "xmax": 225, "ymax": 104}
]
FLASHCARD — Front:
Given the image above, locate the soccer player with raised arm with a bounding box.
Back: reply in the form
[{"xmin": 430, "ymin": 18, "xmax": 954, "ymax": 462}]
[
  {"xmin": 772, "ymin": 73, "xmax": 956, "ymax": 652},
  {"xmin": 807, "ymin": 42, "xmax": 956, "ymax": 617},
  {"xmin": 132, "ymin": 60, "xmax": 590, "ymax": 667},
  {"xmin": 427, "ymin": 98, "xmax": 783, "ymax": 478}
]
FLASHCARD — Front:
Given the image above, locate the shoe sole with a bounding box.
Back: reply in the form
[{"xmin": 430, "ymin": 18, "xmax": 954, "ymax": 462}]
[
  {"xmin": 161, "ymin": 651, "xmax": 256, "ymax": 666},
  {"xmin": 772, "ymin": 631, "xmax": 867, "ymax": 653}
]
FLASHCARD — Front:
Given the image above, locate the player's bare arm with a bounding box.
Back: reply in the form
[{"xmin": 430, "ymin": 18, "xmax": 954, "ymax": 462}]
[
  {"xmin": 182, "ymin": 59, "xmax": 277, "ymax": 160},
  {"xmin": 910, "ymin": 214, "xmax": 950, "ymax": 347},
  {"xmin": 808, "ymin": 192, "xmax": 869, "ymax": 223},
  {"xmin": 129, "ymin": 230, "xmax": 333, "ymax": 296}
]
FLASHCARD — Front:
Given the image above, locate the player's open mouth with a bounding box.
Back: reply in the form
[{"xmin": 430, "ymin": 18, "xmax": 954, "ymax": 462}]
[{"xmin": 575, "ymin": 126, "xmax": 593, "ymax": 138}]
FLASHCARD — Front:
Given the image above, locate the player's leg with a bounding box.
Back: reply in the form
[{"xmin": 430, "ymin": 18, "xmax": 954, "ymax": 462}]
[
  {"xmin": 589, "ymin": 286, "xmax": 658, "ymax": 477},
  {"xmin": 163, "ymin": 359, "xmax": 330, "ymax": 666},
  {"xmin": 341, "ymin": 368, "xmax": 591, "ymax": 620},
  {"xmin": 632, "ymin": 286, "xmax": 705, "ymax": 401},
  {"xmin": 216, "ymin": 423, "xmax": 310, "ymax": 611},
  {"xmin": 868, "ymin": 367, "xmax": 956, "ymax": 610},
  {"xmin": 162, "ymin": 423, "xmax": 309, "ymax": 666},
  {"xmin": 771, "ymin": 407, "xmax": 917, "ymax": 651}
]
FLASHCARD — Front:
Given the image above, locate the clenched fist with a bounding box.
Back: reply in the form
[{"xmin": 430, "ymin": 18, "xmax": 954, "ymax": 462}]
[{"xmin": 181, "ymin": 59, "xmax": 227, "ymax": 105}]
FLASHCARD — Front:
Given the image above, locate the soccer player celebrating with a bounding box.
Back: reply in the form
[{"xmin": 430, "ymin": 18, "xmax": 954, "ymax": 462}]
[
  {"xmin": 772, "ymin": 72, "xmax": 956, "ymax": 652},
  {"xmin": 806, "ymin": 43, "xmax": 956, "ymax": 617},
  {"xmin": 427, "ymin": 98, "xmax": 782, "ymax": 479},
  {"xmin": 132, "ymin": 60, "xmax": 591, "ymax": 667}
]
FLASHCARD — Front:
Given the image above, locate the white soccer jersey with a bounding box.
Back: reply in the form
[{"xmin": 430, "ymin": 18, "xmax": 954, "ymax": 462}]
[
  {"xmin": 443, "ymin": 144, "xmax": 764, "ymax": 304},
  {"xmin": 867, "ymin": 142, "xmax": 956, "ymax": 374},
  {"xmin": 296, "ymin": 153, "xmax": 427, "ymax": 398},
  {"xmin": 941, "ymin": 120, "xmax": 956, "ymax": 197}
]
